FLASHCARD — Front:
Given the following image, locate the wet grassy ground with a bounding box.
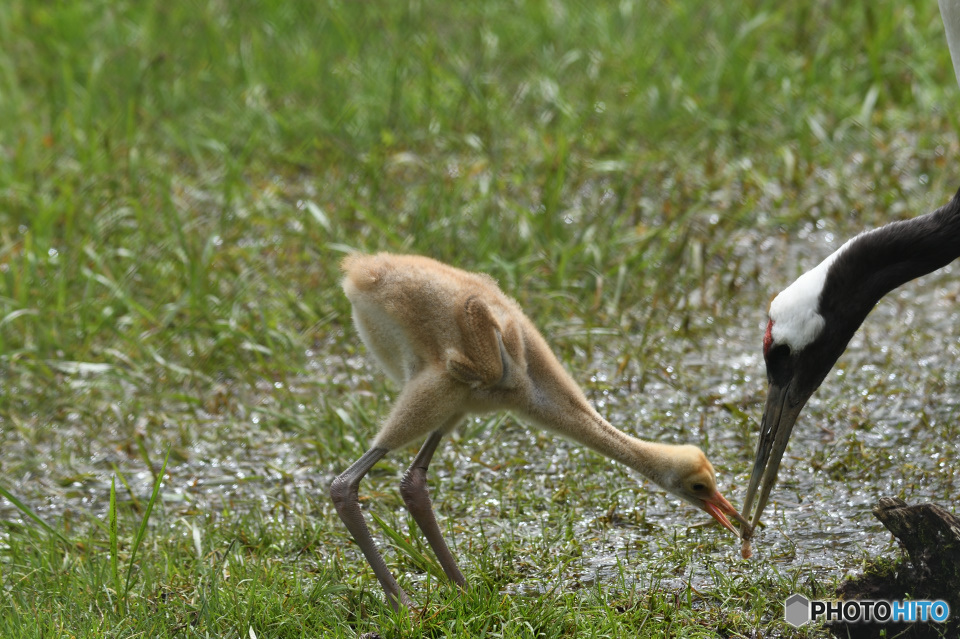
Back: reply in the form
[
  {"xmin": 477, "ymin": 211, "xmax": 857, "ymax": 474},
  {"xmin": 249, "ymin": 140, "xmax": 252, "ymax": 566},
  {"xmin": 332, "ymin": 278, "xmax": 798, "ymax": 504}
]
[{"xmin": 2, "ymin": 0, "xmax": 959, "ymax": 636}]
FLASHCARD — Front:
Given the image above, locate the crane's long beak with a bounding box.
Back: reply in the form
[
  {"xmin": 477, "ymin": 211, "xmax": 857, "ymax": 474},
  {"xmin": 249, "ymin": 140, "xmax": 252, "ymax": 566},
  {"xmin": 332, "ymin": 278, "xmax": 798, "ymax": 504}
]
[
  {"xmin": 741, "ymin": 382, "xmax": 807, "ymax": 533},
  {"xmin": 702, "ymin": 489, "xmax": 751, "ymax": 537}
]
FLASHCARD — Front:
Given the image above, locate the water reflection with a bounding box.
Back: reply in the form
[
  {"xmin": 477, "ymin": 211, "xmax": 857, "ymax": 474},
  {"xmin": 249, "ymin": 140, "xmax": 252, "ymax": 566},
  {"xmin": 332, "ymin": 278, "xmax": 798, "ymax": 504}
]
[{"xmin": 1, "ymin": 234, "xmax": 957, "ymax": 601}]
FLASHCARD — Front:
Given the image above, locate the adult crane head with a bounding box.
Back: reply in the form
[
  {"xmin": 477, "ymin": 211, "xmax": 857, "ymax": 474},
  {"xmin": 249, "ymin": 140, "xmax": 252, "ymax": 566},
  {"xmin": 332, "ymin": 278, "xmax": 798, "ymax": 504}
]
[{"xmin": 741, "ymin": 188, "xmax": 960, "ymax": 533}]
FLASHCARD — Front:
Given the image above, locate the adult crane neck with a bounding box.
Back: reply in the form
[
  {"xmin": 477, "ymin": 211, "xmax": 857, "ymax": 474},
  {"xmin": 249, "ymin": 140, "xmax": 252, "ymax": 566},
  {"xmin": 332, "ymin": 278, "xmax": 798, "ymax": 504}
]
[{"xmin": 818, "ymin": 187, "xmax": 960, "ymax": 329}]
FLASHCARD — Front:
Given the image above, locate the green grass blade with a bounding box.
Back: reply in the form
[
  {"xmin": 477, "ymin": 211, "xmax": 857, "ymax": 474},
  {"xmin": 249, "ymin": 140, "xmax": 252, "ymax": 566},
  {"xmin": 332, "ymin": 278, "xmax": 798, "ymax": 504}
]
[
  {"xmin": 122, "ymin": 447, "xmax": 170, "ymax": 598},
  {"xmin": 134, "ymin": 434, "xmax": 156, "ymax": 483},
  {"xmin": 370, "ymin": 512, "xmax": 445, "ymax": 582},
  {"xmin": 109, "ymin": 475, "xmax": 119, "ymax": 596},
  {"xmin": 110, "ymin": 463, "xmax": 143, "ymax": 513},
  {"xmin": 0, "ymin": 481, "xmax": 70, "ymax": 545},
  {"xmin": 197, "ymin": 538, "xmax": 236, "ymax": 629}
]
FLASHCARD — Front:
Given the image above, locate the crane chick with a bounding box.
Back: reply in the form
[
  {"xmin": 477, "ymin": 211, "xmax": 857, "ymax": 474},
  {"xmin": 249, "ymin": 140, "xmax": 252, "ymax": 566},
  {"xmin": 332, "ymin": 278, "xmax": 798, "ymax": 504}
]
[{"xmin": 331, "ymin": 253, "xmax": 747, "ymax": 611}]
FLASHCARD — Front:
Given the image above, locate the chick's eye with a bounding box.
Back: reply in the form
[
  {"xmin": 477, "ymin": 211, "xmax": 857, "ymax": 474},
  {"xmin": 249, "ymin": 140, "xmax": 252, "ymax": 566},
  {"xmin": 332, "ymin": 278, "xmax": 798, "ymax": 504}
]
[{"xmin": 691, "ymin": 482, "xmax": 706, "ymax": 493}]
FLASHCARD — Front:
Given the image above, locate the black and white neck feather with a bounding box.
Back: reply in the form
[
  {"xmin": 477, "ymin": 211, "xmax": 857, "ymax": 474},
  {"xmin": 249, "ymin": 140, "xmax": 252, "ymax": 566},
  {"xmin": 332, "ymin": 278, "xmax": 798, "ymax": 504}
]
[
  {"xmin": 743, "ymin": 187, "xmax": 960, "ymax": 532},
  {"xmin": 767, "ymin": 187, "xmax": 960, "ymax": 393}
]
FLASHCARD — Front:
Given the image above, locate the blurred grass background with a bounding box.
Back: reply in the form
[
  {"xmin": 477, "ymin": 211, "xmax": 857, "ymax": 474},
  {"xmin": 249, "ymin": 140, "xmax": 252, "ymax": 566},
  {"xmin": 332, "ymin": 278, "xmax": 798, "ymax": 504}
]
[{"xmin": 0, "ymin": 0, "xmax": 957, "ymax": 636}]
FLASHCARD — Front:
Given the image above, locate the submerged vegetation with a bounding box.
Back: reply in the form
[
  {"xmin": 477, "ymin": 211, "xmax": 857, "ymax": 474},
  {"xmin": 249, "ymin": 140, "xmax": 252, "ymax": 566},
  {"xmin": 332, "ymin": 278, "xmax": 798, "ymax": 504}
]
[{"xmin": 1, "ymin": 0, "xmax": 959, "ymax": 636}]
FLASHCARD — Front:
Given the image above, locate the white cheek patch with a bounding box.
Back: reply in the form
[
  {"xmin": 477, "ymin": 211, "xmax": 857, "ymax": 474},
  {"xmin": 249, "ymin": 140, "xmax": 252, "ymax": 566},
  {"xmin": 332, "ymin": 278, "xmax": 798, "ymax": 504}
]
[
  {"xmin": 768, "ymin": 234, "xmax": 860, "ymax": 351},
  {"xmin": 769, "ymin": 292, "xmax": 825, "ymax": 351}
]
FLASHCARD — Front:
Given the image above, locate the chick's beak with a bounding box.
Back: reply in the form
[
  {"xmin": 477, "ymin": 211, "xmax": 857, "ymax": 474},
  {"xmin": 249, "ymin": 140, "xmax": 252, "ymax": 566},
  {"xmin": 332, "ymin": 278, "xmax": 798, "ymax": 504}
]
[{"xmin": 702, "ymin": 489, "xmax": 750, "ymax": 537}]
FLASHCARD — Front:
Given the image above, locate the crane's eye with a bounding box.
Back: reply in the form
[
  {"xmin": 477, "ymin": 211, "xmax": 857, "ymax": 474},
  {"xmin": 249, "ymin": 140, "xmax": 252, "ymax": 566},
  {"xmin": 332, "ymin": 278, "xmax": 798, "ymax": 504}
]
[
  {"xmin": 763, "ymin": 320, "xmax": 793, "ymax": 362},
  {"xmin": 766, "ymin": 343, "xmax": 790, "ymax": 361},
  {"xmin": 764, "ymin": 343, "xmax": 793, "ymax": 382}
]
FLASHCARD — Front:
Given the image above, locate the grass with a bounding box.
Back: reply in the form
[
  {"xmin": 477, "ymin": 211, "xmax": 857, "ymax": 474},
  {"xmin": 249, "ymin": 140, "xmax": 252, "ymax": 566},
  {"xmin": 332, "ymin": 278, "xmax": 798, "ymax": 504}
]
[{"xmin": 1, "ymin": 0, "xmax": 959, "ymax": 636}]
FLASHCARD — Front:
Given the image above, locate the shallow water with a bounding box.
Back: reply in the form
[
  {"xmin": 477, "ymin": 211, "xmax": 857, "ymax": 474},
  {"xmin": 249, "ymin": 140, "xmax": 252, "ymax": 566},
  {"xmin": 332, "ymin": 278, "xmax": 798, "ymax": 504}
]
[{"xmin": 1, "ymin": 223, "xmax": 958, "ymax": 603}]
